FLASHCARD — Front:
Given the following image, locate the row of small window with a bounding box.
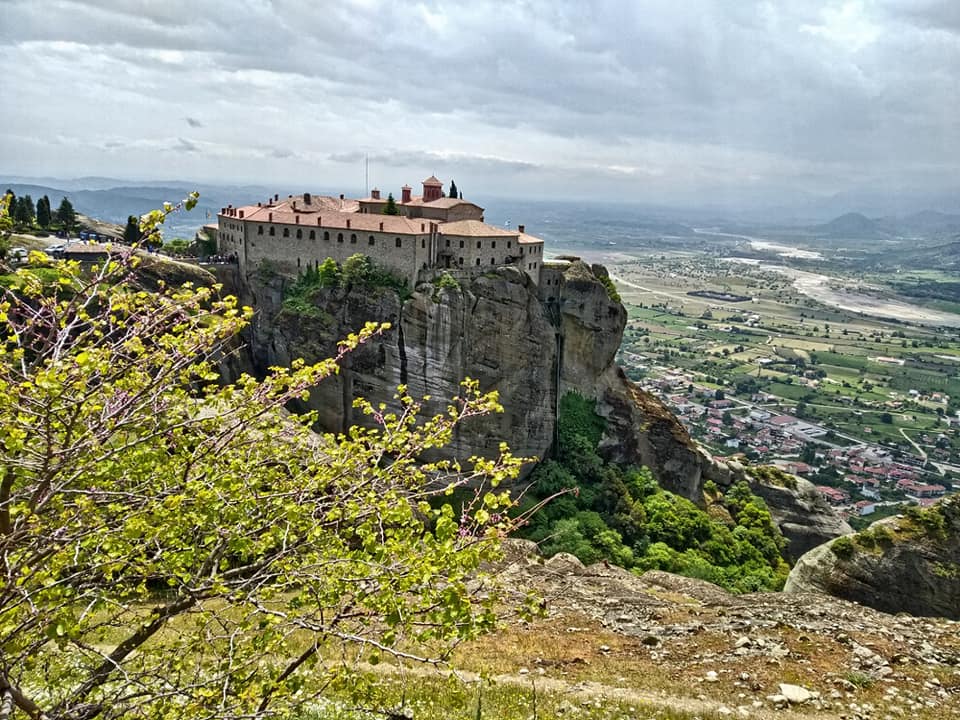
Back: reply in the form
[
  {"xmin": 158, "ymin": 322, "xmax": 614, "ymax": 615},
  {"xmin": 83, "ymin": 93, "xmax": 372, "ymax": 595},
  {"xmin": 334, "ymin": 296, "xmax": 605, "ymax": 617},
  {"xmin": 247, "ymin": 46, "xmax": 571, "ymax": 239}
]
[
  {"xmin": 441, "ymin": 238, "xmax": 511, "ymax": 250},
  {"xmin": 257, "ymin": 225, "xmax": 406, "ymax": 247}
]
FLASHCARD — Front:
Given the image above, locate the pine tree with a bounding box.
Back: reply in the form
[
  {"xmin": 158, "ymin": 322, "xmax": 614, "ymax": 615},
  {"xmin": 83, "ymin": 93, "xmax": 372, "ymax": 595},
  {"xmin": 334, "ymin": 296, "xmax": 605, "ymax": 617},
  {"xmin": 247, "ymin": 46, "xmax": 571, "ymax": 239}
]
[
  {"xmin": 448, "ymin": 180, "xmax": 458, "ymax": 200},
  {"xmin": 383, "ymin": 193, "xmax": 399, "ymax": 216},
  {"xmin": 123, "ymin": 215, "xmax": 140, "ymax": 245},
  {"xmin": 36, "ymin": 196, "xmax": 51, "ymax": 228},
  {"xmin": 56, "ymin": 197, "xmax": 76, "ymax": 231}
]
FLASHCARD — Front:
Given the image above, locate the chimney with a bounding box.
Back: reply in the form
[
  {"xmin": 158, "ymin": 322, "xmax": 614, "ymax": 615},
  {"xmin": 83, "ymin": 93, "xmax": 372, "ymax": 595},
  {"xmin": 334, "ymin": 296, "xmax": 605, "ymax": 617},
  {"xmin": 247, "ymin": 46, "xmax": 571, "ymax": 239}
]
[
  {"xmin": 292, "ymin": 201, "xmax": 297, "ymax": 211},
  {"xmin": 518, "ymin": 224, "xmax": 525, "ymax": 234},
  {"xmin": 268, "ymin": 212, "xmax": 273, "ymax": 222},
  {"xmin": 317, "ymin": 217, "xmax": 322, "ymax": 225},
  {"xmin": 304, "ymin": 192, "xmax": 312, "ymax": 205},
  {"xmin": 257, "ymin": 202, "xmax": 262, "ymax": 207},
  {"xmin": 239, "ymin": 210, "xmax": 244, "ymax": 219},
  {"xmin": 401, "ymin": 185, "xmax": 412, "ymax": 204},
  {"xmin": 346, "ymin": 219, "xmax": 351, "ymax": 229},
  {"xmin": 421, "ymin": 223, "xmax": 425, "ymax": 232},
  {"xmin": 221, "ymin": 207, "xmax": 225, "ymax": 214},
  {"xmin": 274, "ymin": 193, "xmax": 279, "ymax": 202},
  {"xmin": 379, "ymin": 221, "xmax": 384, "ymax": 231},
  {"xmin": 371, "ymin": 188, "xmax": 381, "ymax": 200},
  {"xmin": 295, "ymin": 215, "xmax": 299, "ymax": 224}
]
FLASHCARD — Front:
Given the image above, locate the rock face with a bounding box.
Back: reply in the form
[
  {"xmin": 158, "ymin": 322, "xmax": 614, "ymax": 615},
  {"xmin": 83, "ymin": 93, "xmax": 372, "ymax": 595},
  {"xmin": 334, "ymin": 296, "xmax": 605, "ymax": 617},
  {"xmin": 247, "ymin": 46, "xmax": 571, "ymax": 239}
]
[
  {"xmin": 785, "ymin": 496, "xmax": 960, "ymax": 619},
  {"xmin": 226, "ymin": 260, "xmax": 849, "ymax": 551},
  {"xmin": 747, "ymin": 474, "xmax": 854, "ymax": 561}
]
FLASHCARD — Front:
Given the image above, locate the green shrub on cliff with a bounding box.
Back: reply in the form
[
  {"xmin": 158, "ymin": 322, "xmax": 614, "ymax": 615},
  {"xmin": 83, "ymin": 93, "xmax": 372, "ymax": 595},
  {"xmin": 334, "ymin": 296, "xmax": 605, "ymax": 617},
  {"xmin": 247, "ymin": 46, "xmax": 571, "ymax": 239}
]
[
  {"xmin": 518, "ymin": 393, "xmax": 790, "ymax": 593},
  {"xmin": 599, "ymin": 274, "xmax": 621, "ymax": 304},
  {"xmin": 283, "ymin": 255, "xmax": 410, "ymax": 316}
]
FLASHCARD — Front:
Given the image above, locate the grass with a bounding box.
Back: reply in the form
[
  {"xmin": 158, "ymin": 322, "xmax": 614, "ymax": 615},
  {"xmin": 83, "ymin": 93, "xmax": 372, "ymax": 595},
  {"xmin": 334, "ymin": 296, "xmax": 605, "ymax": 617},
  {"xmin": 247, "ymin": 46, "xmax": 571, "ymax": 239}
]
[{"xmin": 300, "ymin": 672, "xmax": 727, "ymax": 720}]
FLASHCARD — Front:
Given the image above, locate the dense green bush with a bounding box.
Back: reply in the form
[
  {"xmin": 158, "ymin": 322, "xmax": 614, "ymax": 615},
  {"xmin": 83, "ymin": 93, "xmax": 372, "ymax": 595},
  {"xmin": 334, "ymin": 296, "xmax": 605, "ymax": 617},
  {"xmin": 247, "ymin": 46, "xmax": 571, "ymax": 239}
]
[
  {"xmin": 517, "ymin": 393, "xmax": 790, "ymax": 593},
  {"xmin": 599, "ymin": 274, "xmax": 621, "ymax": 304},
  {"xmin": 283, "ymin": 254, "xmax": 410, "ymax": 315}
]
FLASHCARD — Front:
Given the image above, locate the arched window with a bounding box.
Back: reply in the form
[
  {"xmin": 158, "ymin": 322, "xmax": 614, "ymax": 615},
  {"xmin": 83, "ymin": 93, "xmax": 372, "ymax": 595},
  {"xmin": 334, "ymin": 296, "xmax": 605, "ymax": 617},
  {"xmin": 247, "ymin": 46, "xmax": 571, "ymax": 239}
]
[
  {"xmin": 324, "ymin": 231, "xmax": 330, "ymax": 241},
  {"xmin": 368, "ymin": 236, "xmax": 375, "ymax": 246},
  {"xmin": 459, "ymin": 240, "xmax": 464, "ymax": 249},
  {"xmin": 395, "ymin": 237, "xmax": 402, "ymax": 248},
  {"xmin": 337, "ymin": 233, "xmax": 344, "ymax": 243},
  {"xmin": 309, "ymin": 230, "xmax": 316, "ymax": 240},
  {"xmin": 257, "ymin": 225, "xmax": 263, "ymax": 235},
  {"xmin": 297, "ymin": 257, "xmax": 301, "ymax": 267},
  {"xmin": 296, "ymin": 228, "xmax": 302, "ymax": 239},
  {"xmin": 445, "ymin": 238, "xmax": 450, "ymax": 248},
  {"xmin": 476, "ymin": 240, "xmax": 481, "ymax": 249},
  {"xmin": 491, "ymin": 241, "xmax": 496, "ymax": 249},
  {"xmin": 458, "ymin": 257, "xmax": 464, "ymax": 265},
  {"xmin": 475, "ymin": 258, "xmax": 480, "ymax": 266},
  {"xmin": 350, "ymin": 233, "xmax": 357, "ymax": 244},
  {"xmin": 421, "ymin": 238, "xmax": 425, "ymax": 248},
  {"xmin": 507, "ymin": 241, "xmax": 511, "ymax": 249},
  {"xmin": 283, "ymin": 228, "xmax": 289, "ymax": 238},
  {"xmin": 269, "ymin": 227, "xmax": 275, "ymax": 236},
  {"xmin": 490, "ymin": 257, "xmax": 495, "ymax": 264}
]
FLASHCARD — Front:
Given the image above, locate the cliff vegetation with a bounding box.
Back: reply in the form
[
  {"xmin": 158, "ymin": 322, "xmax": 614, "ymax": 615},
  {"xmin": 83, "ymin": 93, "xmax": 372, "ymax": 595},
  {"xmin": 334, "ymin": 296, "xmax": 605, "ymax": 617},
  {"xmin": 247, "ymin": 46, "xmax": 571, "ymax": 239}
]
[{"xmin": 516, "ymin": 393, "xmax": 790, "ymax": 592}]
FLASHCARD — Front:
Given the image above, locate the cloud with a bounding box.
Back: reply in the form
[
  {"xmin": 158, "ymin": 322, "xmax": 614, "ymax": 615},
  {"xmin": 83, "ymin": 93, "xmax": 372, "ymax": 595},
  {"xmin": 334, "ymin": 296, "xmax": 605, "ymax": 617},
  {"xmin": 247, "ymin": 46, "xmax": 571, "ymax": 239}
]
[
  {"xmin": 0, "ymin": 0, "xmax": 957, "ymax": 208},
  {"xmin": 176, "ymin": 137, "xmax": 200, "ymax": 153}
]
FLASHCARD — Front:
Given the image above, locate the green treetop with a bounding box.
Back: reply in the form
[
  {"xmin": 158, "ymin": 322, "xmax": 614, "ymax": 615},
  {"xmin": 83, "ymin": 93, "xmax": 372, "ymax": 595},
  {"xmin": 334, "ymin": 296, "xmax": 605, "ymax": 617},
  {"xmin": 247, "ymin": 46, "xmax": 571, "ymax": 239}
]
[{"xmin": 56, "ymin": 196, "xmax": 76, "ymax": 230}]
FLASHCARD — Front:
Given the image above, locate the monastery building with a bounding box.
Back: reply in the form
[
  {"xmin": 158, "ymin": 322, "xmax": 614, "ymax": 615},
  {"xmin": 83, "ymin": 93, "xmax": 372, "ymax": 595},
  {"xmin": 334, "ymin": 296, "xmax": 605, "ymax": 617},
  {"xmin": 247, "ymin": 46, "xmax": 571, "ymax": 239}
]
[{"xmin": 216, "ymin": 177, "xmax": 545, "ymax": 287}]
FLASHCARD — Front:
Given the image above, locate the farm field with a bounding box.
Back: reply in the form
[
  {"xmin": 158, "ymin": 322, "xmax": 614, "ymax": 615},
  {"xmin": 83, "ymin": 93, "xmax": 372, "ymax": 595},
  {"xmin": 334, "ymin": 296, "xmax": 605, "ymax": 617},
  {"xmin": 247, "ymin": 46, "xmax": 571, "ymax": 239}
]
[{"xmin": 595, "ymin": 248, "xmax": 960, "ymax": 507}]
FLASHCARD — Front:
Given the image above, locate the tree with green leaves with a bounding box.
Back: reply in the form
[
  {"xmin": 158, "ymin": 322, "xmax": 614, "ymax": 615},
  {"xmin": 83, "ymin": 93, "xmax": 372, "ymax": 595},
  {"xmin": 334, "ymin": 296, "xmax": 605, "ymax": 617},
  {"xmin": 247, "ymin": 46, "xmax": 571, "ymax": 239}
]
[
  {"xmin": 123, "ymin": 214, "xmax": 140, "ymax": 245},
  {"xmin": 342, "ymin": 251, "xmax": 372, "ymax": 284},
  {"xmin": 0, "ymin": 195, "xmax": 526, "ymax": 720},
  {"xmin": 35, "ymin": 195, "xmax": 51, "ymax": 228},
  {"xmin": 56, "ymin": 196, "xmax": 76, "ymax": 231},
  {"xmin": 317, "ymin": 255, "xmax": 341, "ymax": 286},
  {"xmin": 448, "ymin": 179, "xmax": 458, "ymax": 200},
  {"xmin": 383, "ymin": 192, "xmax": 399, "ymax": 215}
]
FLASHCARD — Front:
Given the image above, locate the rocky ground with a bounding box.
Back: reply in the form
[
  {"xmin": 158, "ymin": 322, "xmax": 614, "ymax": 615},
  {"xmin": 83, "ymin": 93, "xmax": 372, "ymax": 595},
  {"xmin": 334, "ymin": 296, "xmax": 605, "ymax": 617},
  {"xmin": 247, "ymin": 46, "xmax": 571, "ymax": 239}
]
[{"xmin": 451, "ymin": 541, "xmax": 960, "ymax": 719}]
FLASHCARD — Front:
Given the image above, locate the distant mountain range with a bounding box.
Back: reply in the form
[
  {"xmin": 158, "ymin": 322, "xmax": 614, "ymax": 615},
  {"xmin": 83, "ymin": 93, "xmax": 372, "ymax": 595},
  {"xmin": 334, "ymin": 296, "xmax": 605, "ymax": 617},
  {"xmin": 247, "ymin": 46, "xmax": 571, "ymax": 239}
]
[
  {"xmin": 0, "ymin": 179, "xmax": 283, "ymax": 238},
  {"xmin": 3, "ymin": 175, "xmax": 959, "ymax": 243},
  {"xmin": 813, "ymin": 210, "xmax": 960, "ymax": 240}
]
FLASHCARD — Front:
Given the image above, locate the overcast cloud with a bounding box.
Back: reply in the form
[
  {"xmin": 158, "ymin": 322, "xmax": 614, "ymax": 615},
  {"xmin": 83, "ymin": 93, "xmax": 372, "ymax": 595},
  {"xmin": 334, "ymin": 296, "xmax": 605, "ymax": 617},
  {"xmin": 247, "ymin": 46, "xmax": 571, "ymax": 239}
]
[{"xmin": 1, "ymin": 0, "xmax": 958, "ymax": 207}]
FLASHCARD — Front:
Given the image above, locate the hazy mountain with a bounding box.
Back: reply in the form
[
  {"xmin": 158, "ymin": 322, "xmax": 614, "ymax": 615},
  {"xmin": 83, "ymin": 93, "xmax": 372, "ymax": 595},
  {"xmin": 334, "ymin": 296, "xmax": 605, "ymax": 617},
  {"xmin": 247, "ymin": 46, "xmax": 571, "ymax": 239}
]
[{"xmin": 815, "ymin": 212, "xmax": 888, "ymax": 238}]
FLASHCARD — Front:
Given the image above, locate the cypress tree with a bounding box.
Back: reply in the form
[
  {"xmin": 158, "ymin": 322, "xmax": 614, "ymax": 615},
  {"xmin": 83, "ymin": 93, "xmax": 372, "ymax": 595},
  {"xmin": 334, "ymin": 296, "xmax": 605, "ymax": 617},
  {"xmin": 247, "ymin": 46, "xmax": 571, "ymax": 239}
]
[
  {"xmin": 36, "ymin": 196, "xmax": 51, "ymax": 228},
  {"xmin": 22, "ymin": 195, "xmax": 35, "ymax": 224},
  {"xmin": 448, "ymin": 180, "xmax": 458, "ymax": 201},
  {"xmin": 123, "ymin": 215, "xmax": 140, "ymax": 245},
  {"xmin": 13, "ymin": 197, "xmax": 30, "ymax": 226}
]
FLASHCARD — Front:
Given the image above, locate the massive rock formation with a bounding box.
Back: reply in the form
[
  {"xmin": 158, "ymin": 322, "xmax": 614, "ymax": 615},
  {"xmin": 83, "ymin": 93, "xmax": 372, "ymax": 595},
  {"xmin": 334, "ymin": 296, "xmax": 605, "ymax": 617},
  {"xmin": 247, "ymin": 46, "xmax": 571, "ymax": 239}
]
[
  {"xmin": 222, "ymin": 260, "xmax": 848, "ymax": 553},
  {"xmin": 785, "ymin": 496, "xmax": 960, "ymax": 619}
]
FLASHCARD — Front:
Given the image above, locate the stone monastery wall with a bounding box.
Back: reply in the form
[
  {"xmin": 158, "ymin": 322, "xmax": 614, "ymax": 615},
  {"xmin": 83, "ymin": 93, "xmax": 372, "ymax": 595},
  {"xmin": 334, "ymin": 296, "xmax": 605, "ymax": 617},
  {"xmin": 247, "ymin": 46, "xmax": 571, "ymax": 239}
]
[{"xmin": 217, "ymin": 184, "xmax": 545, "ymax": 288}]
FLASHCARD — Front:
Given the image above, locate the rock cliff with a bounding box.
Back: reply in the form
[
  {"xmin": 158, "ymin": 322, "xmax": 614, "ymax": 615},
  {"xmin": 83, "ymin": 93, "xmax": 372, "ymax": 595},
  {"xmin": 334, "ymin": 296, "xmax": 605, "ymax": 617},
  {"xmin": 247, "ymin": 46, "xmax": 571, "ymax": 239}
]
[
  {"xmin": 785, "ymin": 496, "xmax": 960, "ymax": 619},
  {"xmin": 223, "ymin": 259, "xmax": 848, "ymax": 552}
]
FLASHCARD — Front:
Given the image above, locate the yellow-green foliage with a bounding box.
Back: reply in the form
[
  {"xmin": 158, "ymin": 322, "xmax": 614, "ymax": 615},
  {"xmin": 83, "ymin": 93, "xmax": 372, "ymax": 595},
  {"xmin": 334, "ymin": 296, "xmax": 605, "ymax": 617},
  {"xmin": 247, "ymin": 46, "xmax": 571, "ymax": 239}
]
[{"xmin": 0, "ymin": 198, "xmax": 526, "ymax": 720}]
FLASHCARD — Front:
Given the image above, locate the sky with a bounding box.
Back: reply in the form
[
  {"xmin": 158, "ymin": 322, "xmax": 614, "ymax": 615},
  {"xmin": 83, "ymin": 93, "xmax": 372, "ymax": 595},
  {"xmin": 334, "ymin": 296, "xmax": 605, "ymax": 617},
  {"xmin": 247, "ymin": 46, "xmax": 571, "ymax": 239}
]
[{"xmin": 1, "ymin": 0, "xmax": 959, "ymax": 209}]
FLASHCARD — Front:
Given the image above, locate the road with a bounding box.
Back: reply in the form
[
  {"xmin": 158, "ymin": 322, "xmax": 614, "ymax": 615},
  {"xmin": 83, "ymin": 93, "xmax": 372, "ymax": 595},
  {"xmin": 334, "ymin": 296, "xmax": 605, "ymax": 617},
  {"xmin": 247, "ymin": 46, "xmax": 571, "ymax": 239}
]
[{"xmin": 899, "ymin": 427, "xmax": 928, "ymax": 465}]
